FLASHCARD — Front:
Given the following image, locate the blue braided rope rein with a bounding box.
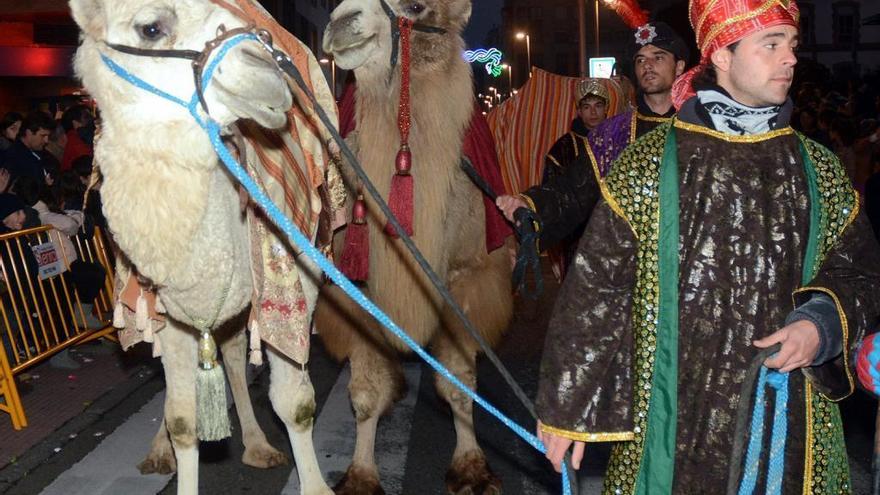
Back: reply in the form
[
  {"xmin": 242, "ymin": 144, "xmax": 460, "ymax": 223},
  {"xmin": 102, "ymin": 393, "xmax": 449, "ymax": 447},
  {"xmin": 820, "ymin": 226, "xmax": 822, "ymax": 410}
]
[
  {"xmin": 99, "ymin": 34, "xmax": 573, "ymax": 494},
  {"xmin": 738, "ymin": 364, "xmax": 789, "ymax": 495}
]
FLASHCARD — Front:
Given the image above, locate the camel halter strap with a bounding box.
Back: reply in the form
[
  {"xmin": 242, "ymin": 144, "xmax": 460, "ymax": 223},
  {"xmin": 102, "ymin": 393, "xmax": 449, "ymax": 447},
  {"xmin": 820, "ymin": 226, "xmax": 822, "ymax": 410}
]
[
  {"xmin": 378, "ymin": 0, "xmax": 447, "ymax": 70},
  {"xmin": 103, "ymin": 24, "xmax": 260, "ymax": 118}
]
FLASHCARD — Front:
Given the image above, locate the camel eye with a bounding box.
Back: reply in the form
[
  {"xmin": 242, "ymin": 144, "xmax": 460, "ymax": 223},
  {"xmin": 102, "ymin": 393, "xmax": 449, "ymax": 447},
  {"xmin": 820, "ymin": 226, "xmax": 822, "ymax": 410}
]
[
  {"xmin": 406, "ymin": 2, "xmax": 426, "ymax": 15},
  {"xmin": 139, "ymin": 22, "xmax": 165, "ymax": 41}
]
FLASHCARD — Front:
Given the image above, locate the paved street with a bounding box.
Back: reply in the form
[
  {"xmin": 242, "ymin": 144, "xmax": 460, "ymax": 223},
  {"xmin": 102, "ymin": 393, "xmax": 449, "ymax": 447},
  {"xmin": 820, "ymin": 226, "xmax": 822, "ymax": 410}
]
[{"xmin": 0, "ymin": 265, "xmax": 875, "ymax": 494}]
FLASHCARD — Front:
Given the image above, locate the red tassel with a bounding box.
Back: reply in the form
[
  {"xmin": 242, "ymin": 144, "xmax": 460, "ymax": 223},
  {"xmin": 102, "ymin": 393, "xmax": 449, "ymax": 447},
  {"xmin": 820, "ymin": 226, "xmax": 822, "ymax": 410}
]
[
  {"xmin": 384, "ymin": 173, "xmax": 414, "ymax": 237},
  {"xmin": 338, "ymin": 195, "xmax": 370, "ymax": 281}
]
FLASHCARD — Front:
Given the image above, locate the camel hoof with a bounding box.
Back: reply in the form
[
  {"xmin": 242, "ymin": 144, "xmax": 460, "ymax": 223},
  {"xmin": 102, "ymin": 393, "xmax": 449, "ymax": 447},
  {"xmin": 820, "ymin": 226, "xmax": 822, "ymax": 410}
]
[
  {"xmin": 333, "ymin": 464, "xmax": 385, "ymax": 495},
  {"xmin": 242, "ymin": 443, "xmax": 289, "ymax": 469},
  {"xmin": 137, "ymin": 450, "xmax": 177, "ymax": 475},
  {"xmin": 446, "ymin": 450, "xmax": 502, "ymax": 495}
]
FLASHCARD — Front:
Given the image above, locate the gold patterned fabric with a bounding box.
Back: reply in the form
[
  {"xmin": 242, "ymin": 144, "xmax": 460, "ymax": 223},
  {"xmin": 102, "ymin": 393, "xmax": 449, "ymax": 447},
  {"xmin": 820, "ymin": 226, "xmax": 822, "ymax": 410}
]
[{"xmin": 536, "ymin": 119, "xmax": 880, "ymax": 493}]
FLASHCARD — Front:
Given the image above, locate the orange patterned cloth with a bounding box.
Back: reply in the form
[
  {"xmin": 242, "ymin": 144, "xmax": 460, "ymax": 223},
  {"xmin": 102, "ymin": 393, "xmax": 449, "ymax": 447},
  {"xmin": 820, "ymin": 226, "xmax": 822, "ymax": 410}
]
[
  {"xmin": 487, "ymin": 69, "xmax": 630, "ymax": 194},
  {"xmin": 671, "ymin": 0, "xmax": 800, "ymax": 109}
]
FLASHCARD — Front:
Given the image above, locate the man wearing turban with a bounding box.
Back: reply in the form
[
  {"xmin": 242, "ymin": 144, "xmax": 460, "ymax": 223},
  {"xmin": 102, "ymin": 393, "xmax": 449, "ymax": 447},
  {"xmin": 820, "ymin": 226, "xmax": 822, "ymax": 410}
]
[
  {"xmin": 536, "ymin": 1, "xmax": 880, "ymax": 493},
  {"xmin": 497, "ymin": 22, "xmax": 689, "ymax": 280}
]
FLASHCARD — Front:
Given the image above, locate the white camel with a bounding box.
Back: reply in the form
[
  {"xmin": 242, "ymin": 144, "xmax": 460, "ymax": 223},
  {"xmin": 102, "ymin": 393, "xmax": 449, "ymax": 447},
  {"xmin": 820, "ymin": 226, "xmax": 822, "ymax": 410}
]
[{"xmin": 69, "ymin": 1, "xmax": 334, "ymax": 494}]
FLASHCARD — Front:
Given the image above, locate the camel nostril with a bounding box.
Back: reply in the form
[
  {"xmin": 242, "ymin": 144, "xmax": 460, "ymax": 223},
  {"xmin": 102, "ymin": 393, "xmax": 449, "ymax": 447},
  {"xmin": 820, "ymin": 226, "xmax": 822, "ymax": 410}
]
[
  {"xmin": 237, "ymin": 45, "xmax": 274, "ymax": 70},
  {"xmin": 332, "ymin": 10, "xmax": 362, "ymax": 30}
]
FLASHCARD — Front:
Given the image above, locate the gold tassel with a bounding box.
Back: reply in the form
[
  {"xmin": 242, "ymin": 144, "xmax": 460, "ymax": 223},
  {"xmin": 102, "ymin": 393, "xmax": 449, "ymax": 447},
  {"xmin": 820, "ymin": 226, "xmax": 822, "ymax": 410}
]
[
  {"xmin": 248, "ymin": 320, "xmax": 263, "ymax": 366},
  {"xmin": 196, "ymin": 331, "xmax": 230, "ymax": 441}
]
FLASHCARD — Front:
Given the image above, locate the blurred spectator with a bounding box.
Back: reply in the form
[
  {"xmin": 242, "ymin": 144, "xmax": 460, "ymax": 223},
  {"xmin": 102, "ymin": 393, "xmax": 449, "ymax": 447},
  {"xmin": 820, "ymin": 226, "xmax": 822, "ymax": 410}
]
[
  {"xmin": 865, "ymin": 150, "xmax": 880, "ymax": 242},
  {"xmin": 45, "ymin": 124, "xmax": 67, "ymax": 164},
  {"xmin": 796, "ymin": 107, "xmax": 825, "ymax": 144},
  {"xmin": 71, "ymin": 155, "xmax": 106, "ymax": 231},
  {"xmin": 1, "ymin": 111, "xmax": 56, "ymax": 183},
  {"xmin": 830, "ymin": 116, "xmax": 858, "ymax": 183},
  {"xmin": 60, "ymin": 105, "xmax": 94, "ymax": 171},
  {"xmin": 0, "ymin": 112, "xmax": 23, "ymax": 154},
  {"xmin": 12, "ymin": 177, "xmax": 106, "ymax": 333}
]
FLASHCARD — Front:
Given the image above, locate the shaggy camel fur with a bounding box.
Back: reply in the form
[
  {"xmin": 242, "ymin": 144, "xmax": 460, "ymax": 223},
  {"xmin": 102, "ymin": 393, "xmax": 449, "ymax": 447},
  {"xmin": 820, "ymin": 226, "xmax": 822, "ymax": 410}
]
[
  {"xmin": 69, "ymin": 1, "xmax": 332, "ymax": 494},
  {"xmin": 318, "ymin": 0, "xmax": 513, "ymax": 493}
]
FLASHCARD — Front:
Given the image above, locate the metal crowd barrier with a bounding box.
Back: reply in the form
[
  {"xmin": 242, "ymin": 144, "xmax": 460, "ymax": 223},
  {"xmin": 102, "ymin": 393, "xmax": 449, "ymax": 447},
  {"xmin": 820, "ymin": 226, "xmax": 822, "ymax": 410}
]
[{"xmin": 0, "ymin": 225, "xmax": 116, "ymax": 430}]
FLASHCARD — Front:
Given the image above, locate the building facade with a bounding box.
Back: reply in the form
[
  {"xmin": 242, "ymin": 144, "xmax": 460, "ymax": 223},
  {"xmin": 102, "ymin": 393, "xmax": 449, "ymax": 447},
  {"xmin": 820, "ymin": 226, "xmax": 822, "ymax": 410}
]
[
  {"xmin": 259, "ymin": 0, "xmax": 341, "ymax": 97},
  {"xmin": 499, "ymin": 0, "xmax": 684, "ymax": 87},
  {"xmin": 799, "ymin": 0, "xmax": 880, "ymax": 77}
]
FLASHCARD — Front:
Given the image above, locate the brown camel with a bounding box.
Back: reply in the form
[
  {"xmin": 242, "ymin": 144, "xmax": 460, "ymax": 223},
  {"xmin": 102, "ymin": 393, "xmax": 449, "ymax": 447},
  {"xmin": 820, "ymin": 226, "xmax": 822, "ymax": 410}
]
[{"xmin": 318, "ymin": 0, "xmax": 514, "ymax": 493}]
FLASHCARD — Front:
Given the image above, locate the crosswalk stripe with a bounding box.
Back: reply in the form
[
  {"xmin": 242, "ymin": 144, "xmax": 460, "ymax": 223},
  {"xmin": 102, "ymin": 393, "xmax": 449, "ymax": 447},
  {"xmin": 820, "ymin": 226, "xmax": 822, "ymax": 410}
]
[
  {"xmin": 283, "ymin": 363, "xmax": 421, "ymax": 494},
  {"xmin": 40, "ymin": 390, "xmax": 171, "ymax": 495}
]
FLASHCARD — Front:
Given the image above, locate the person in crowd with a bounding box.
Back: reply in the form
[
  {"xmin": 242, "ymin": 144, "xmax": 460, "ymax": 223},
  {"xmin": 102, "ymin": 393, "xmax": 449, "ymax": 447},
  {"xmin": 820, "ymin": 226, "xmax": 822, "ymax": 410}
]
[
  {"xmin": 543, "ymin": 78, "xmax": 610, "ymax": 178},
  {"xmin": 534, "ymin": 79, "xmax": 610, "ymax": 277},
  {"xmin": 536, "ymin": 2, "xmax": 880, "ymax": 494},
  {"xmin": 14, "ymin": 176, "xmax": 106, "ymax": 334},
  {"xmin": 70, "ymin": 155, "xmax": 106, "ymax": 231},
  {"xmin": 0, "ymin": 112, "xmax": 23, "ymax": 155},
  {"xmin": 865, "ymin": 149, "xmax": 880, "ymax": 241},
  {"xmin": 1, "ymin": 111, "xmax": 56, "ymax": 183},
  {"xmin": 830, "ymin": 116, "xmax": 858, "ymax": 185},
  {"xmin": 496, "ymin": 21, "xmax": 689, "ymax": 280},
  {"xmin": 44, "ymin": 124, "xmax": 67, "ymax": 164},
  {"xmin": 60, "ymin": 105, "xmax": 94, "ymax": 172}
]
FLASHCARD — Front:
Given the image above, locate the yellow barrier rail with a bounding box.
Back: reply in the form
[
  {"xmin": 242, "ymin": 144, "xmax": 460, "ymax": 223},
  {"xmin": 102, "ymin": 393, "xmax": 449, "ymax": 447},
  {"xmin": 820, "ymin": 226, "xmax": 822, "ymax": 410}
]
[{"xmin": 0, "ymin": 225, "xmax": 116, "ymax": 430}]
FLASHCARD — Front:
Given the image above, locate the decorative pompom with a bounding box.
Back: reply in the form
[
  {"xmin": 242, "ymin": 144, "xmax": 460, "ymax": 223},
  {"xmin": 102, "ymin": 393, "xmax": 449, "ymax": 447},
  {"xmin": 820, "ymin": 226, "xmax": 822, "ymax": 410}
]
[
  {"xmin": 248, "ymin": 320, "xmax": 263, "ymax": 366},
  {"xmin": 112, "ymin": 302, "xmax": 125, "ymax": 328}
]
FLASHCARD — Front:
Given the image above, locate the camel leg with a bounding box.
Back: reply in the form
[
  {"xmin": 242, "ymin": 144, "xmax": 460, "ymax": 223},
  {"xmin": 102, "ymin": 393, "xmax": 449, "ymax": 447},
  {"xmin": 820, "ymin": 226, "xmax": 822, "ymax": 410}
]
[
  {"xmin": 333, "ymin": 339, "xmax": 405, "ymax": 495},
  {"xmin": 138, "ymin": 417, "xmax": 178, "ymax": 475},
  {"xmin": 219, "ymin": 324, "xmax": 288, "ymax": 469},
  {"xmin": 433, "ymin": 333, "xmax": 501, "ymax": 495},
  {"xmin": 265, "ymin": 346, "xmax": 332, "ymax": 495},
  {"xmin": 436, "ymin": 247, "xmax": 512, "ymax": 495},
  {"xmin": 156, "ymin": 321, "xmax": 200, "ymax": 495}
]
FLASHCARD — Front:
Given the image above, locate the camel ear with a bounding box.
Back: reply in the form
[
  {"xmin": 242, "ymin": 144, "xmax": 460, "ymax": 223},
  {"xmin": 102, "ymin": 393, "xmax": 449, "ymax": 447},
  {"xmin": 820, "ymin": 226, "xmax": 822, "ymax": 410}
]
[
  {"xmin": 449, "ymin": 0, "xmax": 471, "ymax": 27},
  {"xmin": 69, "ymin": 0, "xmax": 107, "ymax": 39}
]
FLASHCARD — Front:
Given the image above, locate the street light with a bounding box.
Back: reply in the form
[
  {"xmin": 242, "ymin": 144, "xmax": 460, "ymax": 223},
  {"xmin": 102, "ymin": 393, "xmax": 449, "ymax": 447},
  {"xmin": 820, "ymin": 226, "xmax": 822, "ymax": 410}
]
[
  {"xmin": 319, "ymin": 57, "xmax": 336, "ymax": 99},
  {"xmin": 515, "ymin": 32, "xmax": 531, "ymax": 78},
  {"xmin": 501, "ymin": 63, "xmax": 513, "ymax": 97}
]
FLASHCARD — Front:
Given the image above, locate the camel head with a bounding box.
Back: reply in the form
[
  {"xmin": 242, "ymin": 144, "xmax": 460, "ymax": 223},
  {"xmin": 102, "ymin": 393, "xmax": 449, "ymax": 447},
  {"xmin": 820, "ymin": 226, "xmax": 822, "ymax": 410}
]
[
  {"xmin": 323, "ymin": 0, "xmax": 471, "ymax": 77},
  {"xmin": 69, "ymin": 0, "xmax": 292, "ymax": 130}
]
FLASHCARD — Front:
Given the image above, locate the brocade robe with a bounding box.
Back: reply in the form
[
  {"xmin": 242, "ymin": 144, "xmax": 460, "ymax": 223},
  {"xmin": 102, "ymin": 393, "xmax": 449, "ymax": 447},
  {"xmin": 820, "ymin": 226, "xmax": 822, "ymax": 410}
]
[{"xmin": 536, "ymin": 114, "xmax": 880, "ymax": 493}]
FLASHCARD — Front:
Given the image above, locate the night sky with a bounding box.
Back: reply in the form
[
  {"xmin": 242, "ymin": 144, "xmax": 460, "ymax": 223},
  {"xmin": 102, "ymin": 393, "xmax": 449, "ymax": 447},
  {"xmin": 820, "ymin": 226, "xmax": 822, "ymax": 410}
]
[{"xmin": 463, "ymin": 0, "xmax": 503, "ymax": 49}]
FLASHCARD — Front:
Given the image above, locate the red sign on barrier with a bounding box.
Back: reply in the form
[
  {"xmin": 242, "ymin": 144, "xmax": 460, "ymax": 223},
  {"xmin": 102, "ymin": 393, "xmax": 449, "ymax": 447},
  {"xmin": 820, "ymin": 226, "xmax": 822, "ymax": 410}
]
[{"xmin": 31, "ymin": 242, "xmax": 64, "ymax": 280}]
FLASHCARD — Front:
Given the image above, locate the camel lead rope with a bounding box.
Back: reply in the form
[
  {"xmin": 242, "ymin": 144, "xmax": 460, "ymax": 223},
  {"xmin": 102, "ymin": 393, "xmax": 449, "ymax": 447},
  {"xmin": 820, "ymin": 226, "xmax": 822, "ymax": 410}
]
[{"xmin": 727, "ymin": 343, "xmax": 786, "ymax": 495}]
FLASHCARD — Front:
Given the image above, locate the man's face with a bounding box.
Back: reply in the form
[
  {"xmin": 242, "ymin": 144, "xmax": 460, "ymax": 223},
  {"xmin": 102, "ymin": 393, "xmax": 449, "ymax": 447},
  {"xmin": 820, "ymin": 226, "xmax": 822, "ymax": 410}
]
[
  {"xmin": 22, "ymin": 128, "xmax": 50, "ymax": 151},
  {"xmin": 719, "ymin": 25, "xmax": 798, "ymax": 107},
  {"xmin": 634, "ymin": 45, "xmax": 684, "ymax": 95},
  {"xmin": 577, "ymin": 96, "xmax": 608, "ymax": 130},
  {"xmin": 2, "ymin": 210, "xmax": 24, "ymax": 231}
]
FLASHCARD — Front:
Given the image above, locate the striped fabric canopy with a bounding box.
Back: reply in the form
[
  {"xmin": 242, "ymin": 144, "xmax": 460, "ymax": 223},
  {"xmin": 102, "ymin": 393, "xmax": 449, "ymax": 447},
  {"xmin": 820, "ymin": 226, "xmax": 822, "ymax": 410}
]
[{"xmin": 486, "ymin": 68, "xmax": 631, "ymax": 195}]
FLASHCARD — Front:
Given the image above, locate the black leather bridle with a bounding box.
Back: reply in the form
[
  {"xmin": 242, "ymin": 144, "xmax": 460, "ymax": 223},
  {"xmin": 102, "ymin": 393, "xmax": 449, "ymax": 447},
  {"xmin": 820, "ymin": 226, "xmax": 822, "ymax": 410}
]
[
  {"xmin": 104, "ymin": 24, "xmax": 265, "ymax": 116},
  {"xmin": 378, "ymin": 0, "xmax": 447, "ymax": 69}
]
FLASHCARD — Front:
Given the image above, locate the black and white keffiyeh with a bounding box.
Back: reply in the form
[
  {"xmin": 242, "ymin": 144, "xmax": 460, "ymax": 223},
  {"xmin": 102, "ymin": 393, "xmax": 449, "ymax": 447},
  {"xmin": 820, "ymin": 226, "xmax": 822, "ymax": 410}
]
[{"xmin": 697, "ymin": 89, "xmax": 781, "ymax": 135}]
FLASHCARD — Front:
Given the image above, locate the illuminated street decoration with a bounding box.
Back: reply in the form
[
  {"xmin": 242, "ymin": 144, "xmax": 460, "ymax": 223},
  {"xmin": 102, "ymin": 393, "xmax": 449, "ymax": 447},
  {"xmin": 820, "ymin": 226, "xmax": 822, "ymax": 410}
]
[{"xmin": 463, "ymin": 48, "xmax": 504, "ymax": 77}]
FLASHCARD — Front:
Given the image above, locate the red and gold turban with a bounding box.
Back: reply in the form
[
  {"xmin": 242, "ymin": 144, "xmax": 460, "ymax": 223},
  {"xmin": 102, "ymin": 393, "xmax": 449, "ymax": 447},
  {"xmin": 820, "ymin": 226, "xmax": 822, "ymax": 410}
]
[{"xmin": 671, "ymin": 0, "xmax": 800, "ymax": 109}]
